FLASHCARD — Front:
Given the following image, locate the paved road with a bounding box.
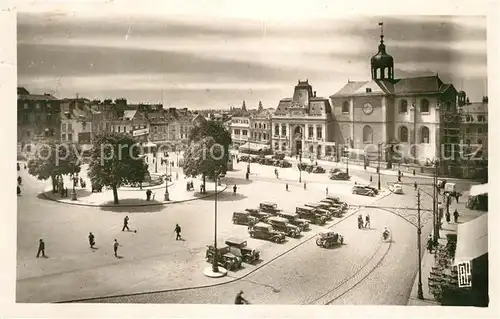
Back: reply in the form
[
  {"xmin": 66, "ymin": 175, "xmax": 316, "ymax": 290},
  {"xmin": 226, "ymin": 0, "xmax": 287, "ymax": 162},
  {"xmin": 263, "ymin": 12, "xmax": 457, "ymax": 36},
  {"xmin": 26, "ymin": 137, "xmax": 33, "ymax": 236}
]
[{"xmin": 16, "ymin": 159, "xmax": 453, "ymax": 304}]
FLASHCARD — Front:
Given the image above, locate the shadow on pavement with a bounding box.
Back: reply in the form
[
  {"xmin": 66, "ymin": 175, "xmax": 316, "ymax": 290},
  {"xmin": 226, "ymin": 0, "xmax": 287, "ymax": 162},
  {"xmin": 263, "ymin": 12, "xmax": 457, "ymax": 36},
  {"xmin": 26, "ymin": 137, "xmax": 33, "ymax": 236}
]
[
  {"xmin": 39, "ymin": 188, "xmax": 94, "ymax": 201},
  {"xmin": 223, "ymin": 176, "xmax": 254, "ymax": 185},
  {"xmin": 196, "ymin": 192, "xmax": 247, "ymax": 202},
  {"xmin": 99, "ymin": 199, "xmax": 166, "ymax": 213}
]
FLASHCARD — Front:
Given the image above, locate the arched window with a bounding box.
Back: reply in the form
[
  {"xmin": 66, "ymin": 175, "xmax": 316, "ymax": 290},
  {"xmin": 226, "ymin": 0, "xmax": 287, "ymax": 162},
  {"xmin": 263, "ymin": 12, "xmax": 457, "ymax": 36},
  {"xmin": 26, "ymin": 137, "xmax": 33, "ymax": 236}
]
[
  {"xmin": 400, "ymin": 126, "xmax": 409, "ymax": 143},
  {"xmin": 258, "ymin": 123, "xmax": 262, "ymax": 129},
  {"xmin": 421, "ymin": 99, "xmax": 430, "ymax": 113},
  {"xmin": 399, "ymin": 100, "xmax": 408, "ymax": 113},
  {"xmin": 274, "ymin": 124, "xmax": 279, "ymax": 136},
  {"xmin": 362, "ymin": 125, "xmax": 373, "ymax": 144},
  {"xmin": 420, "ymin": 126, "xmax": 430, "ymax": 144},
  {"xmin": 342, "ymin": 101, "xmax": 349, "ymax": 114}
]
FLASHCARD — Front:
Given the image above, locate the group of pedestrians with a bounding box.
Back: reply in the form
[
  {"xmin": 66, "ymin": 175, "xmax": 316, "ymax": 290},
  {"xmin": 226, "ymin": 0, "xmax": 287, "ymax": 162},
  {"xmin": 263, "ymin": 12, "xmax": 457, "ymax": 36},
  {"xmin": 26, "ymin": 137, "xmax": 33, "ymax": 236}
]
[
  {"xmin": 36, "ymin": 216, "xmax": 184, "ymax": 259},
  {"xmin": 357, "ymin": 214, "xmax": 370, "ymax": 229}
]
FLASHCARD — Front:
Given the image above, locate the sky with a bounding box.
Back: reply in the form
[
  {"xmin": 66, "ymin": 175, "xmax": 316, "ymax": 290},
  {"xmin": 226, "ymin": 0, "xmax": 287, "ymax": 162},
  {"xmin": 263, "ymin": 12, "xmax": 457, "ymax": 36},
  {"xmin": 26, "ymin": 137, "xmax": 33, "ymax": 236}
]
[{"xmin": 16, "ymin": 1, "xmax": 488, "ymax": 110}]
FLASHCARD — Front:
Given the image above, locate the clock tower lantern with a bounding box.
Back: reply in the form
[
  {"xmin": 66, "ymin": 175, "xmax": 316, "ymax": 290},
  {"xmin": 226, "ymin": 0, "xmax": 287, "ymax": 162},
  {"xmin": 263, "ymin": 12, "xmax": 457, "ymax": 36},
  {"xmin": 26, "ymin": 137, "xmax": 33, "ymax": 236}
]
[{"xmin": 371, "ymin": 22, "xmax": 394, "ymax": 81}]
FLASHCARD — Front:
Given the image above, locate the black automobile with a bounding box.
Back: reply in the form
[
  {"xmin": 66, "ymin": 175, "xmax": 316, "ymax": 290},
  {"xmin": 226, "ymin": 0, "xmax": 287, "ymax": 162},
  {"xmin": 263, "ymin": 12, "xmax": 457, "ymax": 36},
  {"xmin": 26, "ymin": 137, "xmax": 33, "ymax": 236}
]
[
  {"xmin": 225, "ymin": 238, "xmax": 260, "ymax": 263},
  {"xmin": 205, "ymin": 244, "xmax": 243, "ymax": 270},
  {"xmin": 266, "ymin": 216, "xmax": 301, "ymax": 238},
  {"xmin": 277, "ymin": 211, "xmax": 310, "ymax": 231},
  {"xmin": 232, "ymin": 211, "xmax": 259, "ymax": 226},
  {"xmin": 248, "ymin": 222, "xmax": 286, "ymax": 243}
]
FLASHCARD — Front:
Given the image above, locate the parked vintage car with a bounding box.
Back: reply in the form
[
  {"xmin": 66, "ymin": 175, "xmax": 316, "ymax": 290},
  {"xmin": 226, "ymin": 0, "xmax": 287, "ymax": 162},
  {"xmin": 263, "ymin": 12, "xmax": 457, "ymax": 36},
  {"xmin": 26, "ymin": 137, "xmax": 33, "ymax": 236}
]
[
  {"xmin": 316, "ymin": 231, "xmax": 344, "ymax": 248},
  {"xmin": 319, "ymin": 200, "xmax": 344, "ymax": 217},
  {"xmin": 311, "ymin": 166, "xmax": 326, "ymax": 173},
  {"xmin": 329, "ymin": 168, "xmax": 342, "ymax": 174},
  {"xmin": 232, "ymin": 211, "xmax": 259, "ymax": 226},
  {"xmin": 362, "ymin": 185, "xmax": 379, "ymax": 195},
  {"xmin": 259, "ymin": 202, "xmax": 282, "ymax": 215},
  {"xmin": 245, "ymin": 208, "xmax": 271, "ymax": 222},
  {"xmin": 279, "ymin": 160, "xmax": 292, "ymax": 168},
  {"xmin": 267, "ymin": 216, "xmax": 301, "ymax": 238},
  {"xmin": 330, "ymin": 171, "xmax": 351, "ymax": 180},
  {"xmin": 239, "ymin": 155, "xmax": 250, "ymax": 162},
  {"xmin": 389, "ymin": 183, "xmax": 403, "ymax": 194},
  {"xmin": 225, "ymin": 238, "xmax": 260, "ymax": 263},
  {"xmin": 205, "ymin": 244, "xmax": 243, "ymax": 270},
  {"xmin": 297, "ymin": 162, "xmax": 309, "ymax": 171},
  {"xmin": 325, "ymin": 195, "xmax": 349, "ymax": 209},
  {"xmin": 272, "ymin": 153, "xmax": 286, "ymax": 160},
  {"xmin": 304, "ymin": 203, "xmax": 332, "ymax": 220},
  {"xmin": 248, "ymin": 222, "xmax": 286, "ymax": 243},
  {"xmin": 352, "ymin": 185, "xmax": 375, "ymax": 197},
  {"xmin": 277, "ymin": 211, "xmax": 310, "ymax": 231},
  {"xmin": 313, "ymin": 202, "xmax": 340, "ymax": 218},
  {"xmin": 296, "ymin": 206, "xmax": 326, "ymax": 225}
]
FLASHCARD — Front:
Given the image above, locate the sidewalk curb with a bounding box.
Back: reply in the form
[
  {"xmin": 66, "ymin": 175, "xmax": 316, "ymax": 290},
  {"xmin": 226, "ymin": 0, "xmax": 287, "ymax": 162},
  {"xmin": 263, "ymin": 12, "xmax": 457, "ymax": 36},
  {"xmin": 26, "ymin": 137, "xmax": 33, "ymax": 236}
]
[
  {"xmin": 56, "ymin": 191, "xmax": 393, "ymax": 303},
  {"xmin": 41, "ymin": 184, "xmax": 228, "ymax": 208}
]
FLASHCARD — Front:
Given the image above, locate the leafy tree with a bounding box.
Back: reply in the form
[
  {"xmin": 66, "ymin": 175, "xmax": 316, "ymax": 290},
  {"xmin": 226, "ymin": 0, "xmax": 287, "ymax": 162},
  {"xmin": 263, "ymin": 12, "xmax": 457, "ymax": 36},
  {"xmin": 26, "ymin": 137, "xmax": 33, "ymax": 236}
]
[
  {"xmin": 183, "ymin": 137, "xmax": 224, "ymax": 189},
  {"xmin": 87, "ymin": 132, "xmax": 148, "ymax": 204},
  {"xmin": 189, "ymin": 120, "xmax": 232, "ymax": 172},
  {"xmin": 27, "ymin": 140, "xmax": 82, "ymax": 192}
]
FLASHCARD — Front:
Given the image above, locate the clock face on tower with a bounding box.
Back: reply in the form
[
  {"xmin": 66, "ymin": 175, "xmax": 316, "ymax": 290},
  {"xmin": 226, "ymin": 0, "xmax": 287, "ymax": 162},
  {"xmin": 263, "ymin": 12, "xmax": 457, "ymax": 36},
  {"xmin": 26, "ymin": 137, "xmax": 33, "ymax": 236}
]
[{"xmin": 362, "ymin": 102, "xmax": 374, "ymax": 115}]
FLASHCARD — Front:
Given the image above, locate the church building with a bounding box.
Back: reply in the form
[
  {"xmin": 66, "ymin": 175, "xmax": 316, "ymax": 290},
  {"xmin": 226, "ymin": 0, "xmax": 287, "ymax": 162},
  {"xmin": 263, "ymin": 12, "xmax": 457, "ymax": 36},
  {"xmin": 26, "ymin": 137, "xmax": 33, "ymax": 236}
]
[{"xmin": 330, "ymin": 24, "xmax": 462, "ymax": 168}]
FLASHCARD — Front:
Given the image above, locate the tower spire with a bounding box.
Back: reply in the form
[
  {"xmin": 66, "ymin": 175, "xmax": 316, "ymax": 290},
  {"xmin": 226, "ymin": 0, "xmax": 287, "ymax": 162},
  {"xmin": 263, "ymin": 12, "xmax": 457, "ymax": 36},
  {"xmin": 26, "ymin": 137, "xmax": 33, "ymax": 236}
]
[{"xmin": 379, "ymin": 22, "xmax": 384, "ymax": 44}]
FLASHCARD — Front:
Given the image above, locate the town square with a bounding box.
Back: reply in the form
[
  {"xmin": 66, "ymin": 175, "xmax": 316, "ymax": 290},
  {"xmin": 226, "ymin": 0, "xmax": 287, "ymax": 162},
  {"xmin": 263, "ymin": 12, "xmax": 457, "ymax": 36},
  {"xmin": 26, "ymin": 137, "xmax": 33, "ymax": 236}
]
[{"xmin": 11, "ymin": 1, "xmax": 490, "ymax": 311}]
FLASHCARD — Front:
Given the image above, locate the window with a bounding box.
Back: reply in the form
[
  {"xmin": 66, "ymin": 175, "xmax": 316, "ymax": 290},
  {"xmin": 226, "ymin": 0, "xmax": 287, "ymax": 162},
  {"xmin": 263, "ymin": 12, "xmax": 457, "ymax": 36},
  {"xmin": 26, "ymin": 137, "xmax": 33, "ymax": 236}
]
[
  {"xmin": 281, "ymin": 144, "xmax": 286, "ymax": 151},
  {"xmin": 118, "ymin": 126, "xmax": 121, "ymax": 132},
  {"xmin": 24, "ymin": 103, "xmax": 28, "ymax": 109},
  {"xmin": 154, "ymin": 126, "xmax": 158, "ymax": 133},
  {"xmin": 35, "ymin": 115, "xmax": 41, "ymax": 122},
  {"xmin": 259, "ymin": 123, "xmax": 262, "ymax": 129},
  {"xmin": 61, "ymin": 134, "xmax": 66, "ymax": 141},
  {"xmin": 465, "ymin": 127, "xmax": 471, "ymax": 134},
  {"xmin": 362, "ymin": 125, "xmax": 373, "ymax": 144},
  {"xmin": 399, "ymin": 100, "xmax": 408, "ymax": 113},
  {"xmin": 466, "ymin": 139, "xmax": 471, "ymax": 145},
  {"xmin": 263, "ymin": 124, "xmax": 266, "ymax": 129},
  {"xmin": 478, "ymin": 139, "xmax": 483, "ymax": 145},
  {"xmin": 478, "ymin": 115, "xmax": 486, "ymax": 122},
  {"xmin": 420, "ymin": 99, "xmax": 430, "ymax": 113},
  {"xmin": 420, "ymin": 126, "xmax": 430, "ymax": 144},
  {"xmin": 281, "ymin": 124, "xmax": 286, "ymax": 136},
  {"xmin": 399, "ymin": 126, "xmax": 409, "ymax": 143},
  {"xmin": 478, "ymin": 127, "xmax": 484, "ymax": 134},
  {"xmin": 274, "ymin": 143, "xmax": 279, "ymax": 150},
  {"xmin": 309, "ymin": 145, "xmax": 314, "ymax": 153},
  {"xmin": 68, "ymin": 133, "xmax": 72, "ymax": 141},
  {"xmin": 62, "ymin": 123, "xmax": 67, "ymax": 132},
  {"xmin": 68, "ymin": 123, "xmax": 73, "ymax": 131},
  {"xmin": 22, "ymin": 114, "xmax": 28, "ymax": 123},
  {"xmin": 234, "ymin": 129, "xmax": 240, "ymax": 135},
  {"xmin": 82, "ymin": 122, "xmax": 86, "ymax": 130},
  {"xmin": 342, "ymin": 101, "xmax": 349, "ymax": 114},
  {"xmin": 275, "ymin": 124, "xmax": 279, "ymax": 136},
  {"xmin": 263, "ymin": 133, "xmax": 267, "ymax": 140},
  {"xmin": 258, "ymin": 133, "xmax": 261, "ymax": 140},
  {"xmin": 308, "ymin": 126, "xmax": 314, "ymax": 138},
  {"xmin": 35, "ymin": 103, "xmax": 40, "ymax": 110},
  {"xmin": 317, "ymin": 126, "xmax": 323, "ymax": 139}
]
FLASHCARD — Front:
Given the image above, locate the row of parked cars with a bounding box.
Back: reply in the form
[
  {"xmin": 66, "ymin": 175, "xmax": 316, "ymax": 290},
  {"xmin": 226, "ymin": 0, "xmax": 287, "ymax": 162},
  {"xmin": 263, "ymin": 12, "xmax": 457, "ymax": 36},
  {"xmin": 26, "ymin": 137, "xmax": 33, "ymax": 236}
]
[
  {"xmin": 297, "ymin": 163, "xmax": 326, "ymax": 174},
  {"xmin": 239, "ymin": 155, "xmax": 293, "ymax": 168}
]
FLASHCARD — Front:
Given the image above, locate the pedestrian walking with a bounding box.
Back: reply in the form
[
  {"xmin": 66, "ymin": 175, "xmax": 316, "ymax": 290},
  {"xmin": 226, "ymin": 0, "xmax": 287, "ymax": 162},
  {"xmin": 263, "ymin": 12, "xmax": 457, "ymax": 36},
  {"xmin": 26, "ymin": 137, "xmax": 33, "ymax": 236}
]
[
  {"xmin": 235, "ymin": 290, "xmax": 249, "ymax": 305},
  {"xmin": 233, "ymin": 184, "xmax": 237, "ymax": 195},
  {"xmin": 122, "ymin": 216, "xmax": 130, "ymax": 232},
  {"xmin": 285, "ymin": 183, "xmax": 289, "ymax": 191},
  {"xmin": 245, "ymin": 172, "xmax": 249, "ymax": 180},
  {"xmin": 326, "ymin": 186, "xmax": 328, "ymax": 195},
  {"xmin": 455, "ymin": 193, "xmax": 460, "ymax": 203},
  {"xmin": 113, "ymin": 239, "xmax": 119, "ymax": 257},
  {"xmin": 17, "ymin": 185, "xmax": 21, "ymax": 196},
  {"xmin": 36, "ymin": 239, "xmax": 46, "ymax": 258},
  {"xmin": 174, "ymin": 224, "xmax": 182, "ymax": 240},
  {"xmin": 88, "ymin": 232, "xmax": 95, "ymax": 248},
  {"xmin": 413, "ymin": 169, "xmax": 416, "ymax": 176},
  {"xmin": 365, "ymin": 214, "xmax": 371, "ymax": 228},
  {"xmin": 414, "ymin": 181, "xmax": 417, "ymax": 191},
  {"xmin": 369, "ymin": 175, "xmax": 372, "ymax": 182},
  {"xmin": 453, "ymin": 209, "xmax": 459, "ymax": 223},
  {"xmin": 17, "ymin": 176, "xmax": 22, "ymax": 186},
  {"xmin": 303, "ymin": 182, "xmax": 307, "ymax": 190},
  {"xmin": 445, "ymin": 210, "xmax": 451, "ymax": 223}
]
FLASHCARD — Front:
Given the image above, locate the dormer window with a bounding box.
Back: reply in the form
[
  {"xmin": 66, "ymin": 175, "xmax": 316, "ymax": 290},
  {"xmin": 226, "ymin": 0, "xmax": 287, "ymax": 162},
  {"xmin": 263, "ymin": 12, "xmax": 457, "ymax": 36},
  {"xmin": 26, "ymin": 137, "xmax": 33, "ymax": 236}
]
[
  {"xmin": 35, "ymin": 103, "xmax": 40, "ymax": 110},
  {"xmin": 366, "ymin": 88, "xmax": 372, "ymax": 93}
]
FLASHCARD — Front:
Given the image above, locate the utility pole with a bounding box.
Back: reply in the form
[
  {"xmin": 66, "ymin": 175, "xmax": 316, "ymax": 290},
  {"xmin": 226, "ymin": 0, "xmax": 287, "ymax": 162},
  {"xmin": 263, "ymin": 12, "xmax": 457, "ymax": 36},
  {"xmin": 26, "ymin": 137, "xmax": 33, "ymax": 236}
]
[
  {"xmin": 416, "ymin": 189, "xmax": 424, "ymax": 300},
  {"xmin": 377, "ymin": 142, "xmax": 382, "ymax": 190},
  {"xmin": 432, "ymin": 161, "xmax": 439, "ymax": 244}
]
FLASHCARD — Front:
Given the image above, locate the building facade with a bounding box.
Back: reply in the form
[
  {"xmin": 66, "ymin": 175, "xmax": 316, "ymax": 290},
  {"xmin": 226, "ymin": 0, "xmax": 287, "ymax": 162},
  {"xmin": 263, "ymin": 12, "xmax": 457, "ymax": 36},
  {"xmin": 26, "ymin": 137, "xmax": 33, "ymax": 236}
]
[
  {"xmin": 111, "ymin": 109, "xmax": 149, "ymax": 142},
  {"xmin": 60, "ymin": 98, "xmax": 94, "ymax": 150},
  {"xmin": 329, "ymin": 28, "xmax": 461, "ymax": 169},
  {"xmin": 17, "ymin": 87, "xmax": 61, "ymax": 154},
  {"xmin": 249, "ymin": 108, "xmax": 273, "ymax": 147},
  {"xmin": 272, "ymin": 80, "xmax": 335, "ymax": 159},
  {"xmin": 230, "ymin": 116, "xmax": 251, "ymax": 147}
]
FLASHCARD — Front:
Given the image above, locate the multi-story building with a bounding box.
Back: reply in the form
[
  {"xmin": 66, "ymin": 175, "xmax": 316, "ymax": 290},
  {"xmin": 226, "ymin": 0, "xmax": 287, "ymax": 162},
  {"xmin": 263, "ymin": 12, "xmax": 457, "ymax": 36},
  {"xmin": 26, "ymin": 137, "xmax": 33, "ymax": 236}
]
[
  {"xmin": 329, "ymin": 27, "xmax": 461, "ymax": 171},
  {"xmin": 60, "ymin": 98, "xmax": 94, "ymax": 150},
  {"xmin": 230, "ymin": 116, "xmax": 251, "ymax": 147},
  {"xmin": 140, "ymin": 104, "xmax": 169, "ymax": 146},
  {"xmin": 272, "ymin": 80, "xmax": 335, "ymax": 159},
  {"xmin": 111, "ymin": 109, "xmax": 149, "ymax": 143},
  {"xmin": 164, "ymin": 107, "xmax": 194, "ymax": 143},
  {"xmin": 249, "ymin": 107, "xmax": 273, "ymax": 147},
  {"xmin": 17, "ymin": 87, "xmax": 61, "ymax": 154}
]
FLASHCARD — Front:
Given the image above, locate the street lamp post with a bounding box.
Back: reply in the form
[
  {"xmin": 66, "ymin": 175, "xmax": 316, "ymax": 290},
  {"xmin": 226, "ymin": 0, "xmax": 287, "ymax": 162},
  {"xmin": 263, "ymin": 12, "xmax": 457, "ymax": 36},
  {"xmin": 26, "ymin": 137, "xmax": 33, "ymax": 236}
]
[
  {"xmin": 161, "ymin": 153, "xmax": 170, "ymax": 201},
  {"xmin": 416, "ymin": 189, "xmax": 424, "ymax": 299},
  {"xmin": 377, "ymin": 142, "xmax": 383, "ymax": 191},
  {"xmin": 299, "ymin": 150, "xmax": 302, "ymax": 183},
  {"xmin": 212, "ymin": 168, "xmax": 221, "ymax": 273},
  {"xmin": 155, "ymin": 152, "xmax": 158, "ymax": 173}
]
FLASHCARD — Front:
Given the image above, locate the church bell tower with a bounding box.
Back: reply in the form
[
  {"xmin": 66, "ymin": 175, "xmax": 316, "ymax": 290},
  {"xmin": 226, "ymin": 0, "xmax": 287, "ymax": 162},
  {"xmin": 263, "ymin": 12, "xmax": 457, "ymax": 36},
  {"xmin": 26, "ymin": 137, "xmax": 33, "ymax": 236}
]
[{"xmin": 371, "ymin": 22, "xmax": 394, "ymax": 81}]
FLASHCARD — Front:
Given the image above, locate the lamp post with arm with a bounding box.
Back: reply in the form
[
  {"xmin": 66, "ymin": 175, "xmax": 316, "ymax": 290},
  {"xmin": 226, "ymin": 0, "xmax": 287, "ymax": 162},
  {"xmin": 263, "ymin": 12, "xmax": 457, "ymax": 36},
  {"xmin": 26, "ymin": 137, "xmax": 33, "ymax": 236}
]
[
  {"xmin": 298, "ymin": 150, "xmax": 302, "ymax": 183},
  {"xmin": 212, "ymin": 167, "xmax": 222, "ymax": 273},
  {"xmin": 161, "ymin": 152, "xmax": 170, "ymax": 201}
]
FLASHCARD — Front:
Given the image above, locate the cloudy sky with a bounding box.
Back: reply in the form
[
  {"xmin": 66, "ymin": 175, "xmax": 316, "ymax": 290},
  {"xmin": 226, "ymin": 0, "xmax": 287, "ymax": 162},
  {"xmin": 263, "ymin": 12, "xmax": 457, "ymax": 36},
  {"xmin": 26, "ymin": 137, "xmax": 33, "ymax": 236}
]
[{"xmin": 17, "ymin": 1, "xmax": 488, "ymax": 109}]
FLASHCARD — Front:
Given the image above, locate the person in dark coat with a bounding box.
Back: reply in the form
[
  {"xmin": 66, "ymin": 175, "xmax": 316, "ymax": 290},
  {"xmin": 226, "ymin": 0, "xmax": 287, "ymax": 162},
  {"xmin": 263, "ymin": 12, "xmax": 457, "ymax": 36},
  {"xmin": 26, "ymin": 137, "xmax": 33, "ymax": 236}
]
[
  {"xmin": 303, "ymin": 182, "xmax": 307, "ymax": 190},
  {"xmin": 233, "ymin": 184, "xmax": 237, "ymax": 195},
  {"xmin": 445, "ymin": 210, "xmax": 451, "ymax": 223},
  {"xmin": 453, "ymin": 209, "xmax": 459, "ymax": 223},
  {"xmin": 17, "ymin": 176, "xmax": 22, "ymax": 186},
  {"xmin": 36, "ymin": 239, "xmax": 46, "ymax": 258},
  {"xmin": 175, "ymin": 224, "xmax": 182, "ymax": 240},
  {"xmin": 122, "ymin": 216, "xmax": 130, "ymax": 231},
  {"xmin": 414, "ymin": 181, "xmax": 418, "ymax": 191},
  {"xmin": 285, "ymin": 183, "xmax": 289, "ymax": 191},
  {"xmin": 234, "ymin": 290, "xmax": 249, "ymax": 304},
  {"xmin": 455, "ymin": 193, "xmax": 460, "ymax": 203},
  {"xmin": 17, "ymin": 185, "xmax": 21, "ymax": 196},
  {"xmin": 17, "ymin": 163, "xmax": 20, "ymax": 171},
  {"xmin": 88, "ymin": 232, "xmax": 95, "ymax": 248},
  {"xmin": 113, "ymin": 239, "xmax": 119, "ymax": 257}
]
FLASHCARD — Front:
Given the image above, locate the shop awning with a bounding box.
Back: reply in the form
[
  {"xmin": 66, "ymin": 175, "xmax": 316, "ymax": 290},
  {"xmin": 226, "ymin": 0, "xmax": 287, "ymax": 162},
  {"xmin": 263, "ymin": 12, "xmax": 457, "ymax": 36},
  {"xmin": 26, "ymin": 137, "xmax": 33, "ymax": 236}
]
[
  {"xmin": 454, "ymin": 213, "xmax": 488, "ymax": 265},
  {"xmin": 469, "ymin": 183, "xmax": 488, "ymax": 197},
  {"xmin": 240, "ymin": 142, "xmax": 270, "ymax": 151}
]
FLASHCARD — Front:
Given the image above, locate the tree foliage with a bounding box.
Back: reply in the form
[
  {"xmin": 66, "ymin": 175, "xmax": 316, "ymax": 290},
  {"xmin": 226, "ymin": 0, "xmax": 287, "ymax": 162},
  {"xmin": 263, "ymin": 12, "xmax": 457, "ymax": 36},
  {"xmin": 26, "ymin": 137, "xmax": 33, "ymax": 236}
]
[
  {"xmin": 189, "ymin": 120, "xmax": 232, "ymax": 171},
  {"xmin": 27, "ymin": 140, "xmax": 82, "ymax": 191},
  {"xmin": 183, "ymin": 137, "xmax": 224, "ymax": 186},
  {"xmin": 87, "ymin": 132, "xmax": 148, "ymax": 204}
]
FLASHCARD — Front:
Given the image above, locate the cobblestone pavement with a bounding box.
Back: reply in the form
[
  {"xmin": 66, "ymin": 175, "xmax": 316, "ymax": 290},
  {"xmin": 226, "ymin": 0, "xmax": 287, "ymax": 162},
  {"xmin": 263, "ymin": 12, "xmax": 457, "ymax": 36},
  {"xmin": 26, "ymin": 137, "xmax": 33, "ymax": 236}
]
[{"xmin": 16, "ymin": 158, "xmax": 477, "ymax": 304}]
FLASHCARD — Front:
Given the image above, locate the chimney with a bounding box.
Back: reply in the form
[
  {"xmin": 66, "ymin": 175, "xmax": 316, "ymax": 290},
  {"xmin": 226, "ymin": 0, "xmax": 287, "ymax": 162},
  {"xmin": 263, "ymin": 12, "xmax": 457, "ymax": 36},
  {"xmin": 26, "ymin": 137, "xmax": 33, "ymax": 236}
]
[{"xmin": 313, "ymin": 91, "xmax": 317, "ymax": 97}]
